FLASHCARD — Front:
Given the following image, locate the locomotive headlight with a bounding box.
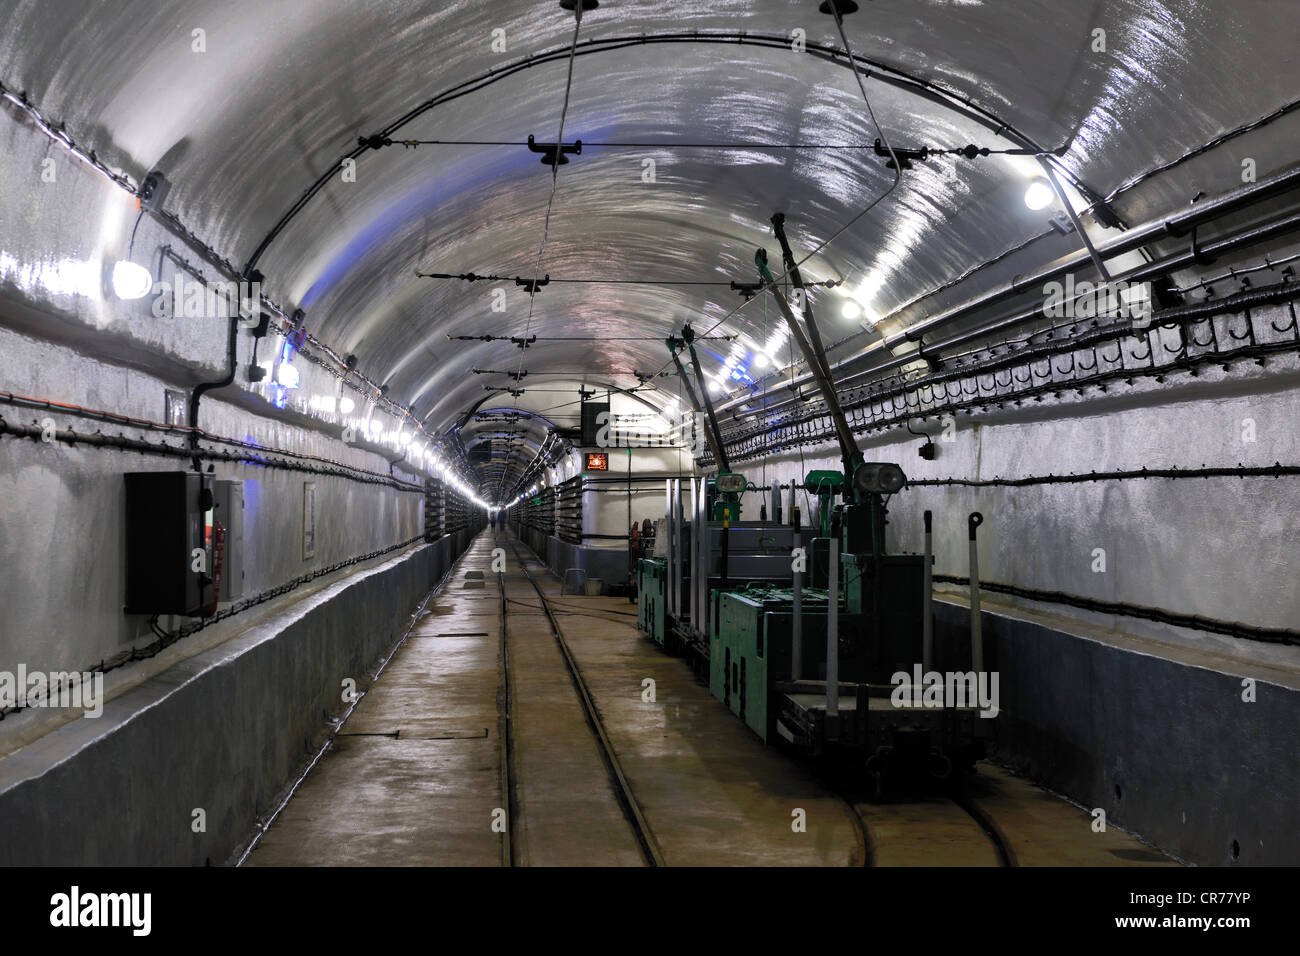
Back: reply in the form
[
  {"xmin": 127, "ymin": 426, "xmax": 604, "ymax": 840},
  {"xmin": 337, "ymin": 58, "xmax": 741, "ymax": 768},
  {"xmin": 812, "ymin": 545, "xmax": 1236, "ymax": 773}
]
[
  {"xmin": 715, "ymin": 472, "xmax": 746, "ymax": 494},
  {"xmin": 853, "ymin": 462, "xmax": 907, "ymax": 495}
]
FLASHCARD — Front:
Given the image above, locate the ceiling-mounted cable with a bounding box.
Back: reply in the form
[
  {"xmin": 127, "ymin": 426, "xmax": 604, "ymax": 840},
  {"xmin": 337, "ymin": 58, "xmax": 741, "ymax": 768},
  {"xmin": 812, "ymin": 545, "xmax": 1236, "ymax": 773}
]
[
  {"xmin": 369, "ymin": 136, "xmax": 1044, "ymax": 156},
  {"xmin": 241, "ymin": 30, "xmax": 1102, "ymax": 276},
  {"xmin": 504, "ymin": 0, "xmax": 586, "ymax": 502},
  {"xmin": 417, "ymin": 269, "xmax": 841, "ymax": 289},
  {"xmin": 639, "ymin": 0, "xmax": 905, "ymax": 390},
  {"xmin": 448, "ymin": 333, "xmax": 733, "ymax": 342}
]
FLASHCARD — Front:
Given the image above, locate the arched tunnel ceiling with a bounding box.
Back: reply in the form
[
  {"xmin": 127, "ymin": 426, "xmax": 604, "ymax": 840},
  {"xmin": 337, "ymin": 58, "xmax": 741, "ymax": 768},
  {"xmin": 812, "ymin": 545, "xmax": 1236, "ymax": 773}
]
[{"xmin": 3, "ymin": 0, "xmax": 1297, "ymax": 499}]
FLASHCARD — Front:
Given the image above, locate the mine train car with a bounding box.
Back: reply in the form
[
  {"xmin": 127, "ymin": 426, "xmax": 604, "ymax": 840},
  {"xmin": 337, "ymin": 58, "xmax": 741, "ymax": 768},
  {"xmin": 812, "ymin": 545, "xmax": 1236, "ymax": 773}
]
[{"xmin": 637, "ymin": 468, "xmax": 990, "ymax": 783}]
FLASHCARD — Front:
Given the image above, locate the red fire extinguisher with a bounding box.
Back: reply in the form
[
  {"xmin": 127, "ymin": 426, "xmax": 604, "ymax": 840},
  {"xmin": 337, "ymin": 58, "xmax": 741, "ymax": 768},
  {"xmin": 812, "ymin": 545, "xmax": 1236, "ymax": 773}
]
[{"xmin": 202, "ymin": 522, "xmax": 225, "ymax": 617}]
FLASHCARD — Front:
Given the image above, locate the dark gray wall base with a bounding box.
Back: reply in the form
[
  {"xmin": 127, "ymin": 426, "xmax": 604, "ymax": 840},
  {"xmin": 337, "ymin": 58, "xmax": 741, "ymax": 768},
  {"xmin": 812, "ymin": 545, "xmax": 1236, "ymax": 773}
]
[
  {"xmin": 518, "ymin": 530, "xmax": 630, "ymax": 594},
  {"xmin": 934, "ymin": 600, "xmax": 1300, "ymax": 866},
  {"xmin": 0, "ymin": 532, "xmax": 474, "ymax": 866}
]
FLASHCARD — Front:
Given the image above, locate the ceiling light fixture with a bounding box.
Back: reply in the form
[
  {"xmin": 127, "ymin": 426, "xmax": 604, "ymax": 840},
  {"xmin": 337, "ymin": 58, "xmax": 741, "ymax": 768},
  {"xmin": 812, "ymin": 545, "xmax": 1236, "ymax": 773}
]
[{"xmin": 1024, "ymin": 178, "xmax": 1055, "ymax": 211}]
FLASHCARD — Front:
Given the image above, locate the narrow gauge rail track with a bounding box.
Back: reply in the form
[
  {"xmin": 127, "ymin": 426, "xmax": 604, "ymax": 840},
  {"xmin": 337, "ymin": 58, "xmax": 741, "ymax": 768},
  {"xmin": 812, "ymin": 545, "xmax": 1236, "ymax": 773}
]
[
  {"xmin": 953, "ymin": 792, "xmax": 1017, "ymax": 867},
  {"xmin": 502, "ymin": 535, "xmax": 1025, "ymax": 869},
  {"xmin": 500, "ymin": 540, "xmax": 665, "ymax": 867},
  {"xmin": 833, "ymin": 782, "xmax": 1016, "ymax": 867}
]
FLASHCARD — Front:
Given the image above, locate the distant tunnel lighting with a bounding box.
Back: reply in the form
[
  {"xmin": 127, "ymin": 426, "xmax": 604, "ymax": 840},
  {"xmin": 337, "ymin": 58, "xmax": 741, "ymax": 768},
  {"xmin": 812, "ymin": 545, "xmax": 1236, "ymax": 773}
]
[
  {"xmin": 111, "ymin": 260, "xmax": 153, "ymax": 299},
  {"xmin": 338, "ymin": 396, "xmax": 355, "ymax": 414},
  {"xmin": 275, "ymin": 362, "xmax": 301, "ymax": 389},
  {"xmin": 841, "ymin": 299, "xmax": 863, "ymax": 320},
  {"xmin": 1024, "ymin": 178, "xmax": 1056, "ymax": 211}
]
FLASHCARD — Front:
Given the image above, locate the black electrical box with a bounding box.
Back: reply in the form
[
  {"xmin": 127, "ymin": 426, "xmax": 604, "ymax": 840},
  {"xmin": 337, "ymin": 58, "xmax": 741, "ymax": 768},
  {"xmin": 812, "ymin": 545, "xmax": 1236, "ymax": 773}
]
[
  {"xmin": 124, "ymin": 472, "xmax": 206, "ymax": 616},
  {"xmin": 581, "ymin": 401, "xmax": 609, "ymax": 446}
]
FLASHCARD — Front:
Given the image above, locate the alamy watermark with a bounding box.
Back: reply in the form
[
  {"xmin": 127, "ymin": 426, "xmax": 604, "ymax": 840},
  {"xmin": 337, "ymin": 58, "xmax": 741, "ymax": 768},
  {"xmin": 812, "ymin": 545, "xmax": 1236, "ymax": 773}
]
[
  {"xmin": 890, "ymin": 664, "xmax": 999, "ymax": 719},
  {"xmin": 50, "ymin": 886, "xmax": 150, "ymax": 936},
  {"xmin": 594, "ymin": 409, "xmax": 706, "ymax": 454},
  {"xmin": 149, "ymin": 274, "xmax": 262, "ymax": 320},
  {"xmin": 1043, "ymin": 274, "xmax": 1154, "ymax": 329},
  {"xmin": 0, "ymin": 665, "xmax": 104, "ymax": 718}
]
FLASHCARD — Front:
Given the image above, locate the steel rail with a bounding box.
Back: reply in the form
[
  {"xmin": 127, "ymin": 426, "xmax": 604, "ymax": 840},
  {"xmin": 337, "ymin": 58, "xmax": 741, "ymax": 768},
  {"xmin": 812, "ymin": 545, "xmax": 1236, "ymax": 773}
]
[{"xmin": 504, "ymin": 538, "xmax": 665, "ymax": 866}]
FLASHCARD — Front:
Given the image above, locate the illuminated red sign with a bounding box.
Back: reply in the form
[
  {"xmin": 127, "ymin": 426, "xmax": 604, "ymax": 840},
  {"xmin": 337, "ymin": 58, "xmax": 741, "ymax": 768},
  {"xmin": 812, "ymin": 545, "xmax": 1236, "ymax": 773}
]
[{"xmin": 585, "ymin": 452, "xmax": 609, "ymax": 471}]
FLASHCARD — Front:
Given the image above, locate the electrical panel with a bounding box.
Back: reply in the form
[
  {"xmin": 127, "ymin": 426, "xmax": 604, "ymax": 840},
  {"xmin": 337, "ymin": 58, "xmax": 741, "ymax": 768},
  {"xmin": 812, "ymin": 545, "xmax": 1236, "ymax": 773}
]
[
  {"xmin": 124, "ymin": 473, "xmax": 244, "ymax": 615},
  {"xmin": 124, "ymin": 472, "xmax": 206, "ymax": 616}
]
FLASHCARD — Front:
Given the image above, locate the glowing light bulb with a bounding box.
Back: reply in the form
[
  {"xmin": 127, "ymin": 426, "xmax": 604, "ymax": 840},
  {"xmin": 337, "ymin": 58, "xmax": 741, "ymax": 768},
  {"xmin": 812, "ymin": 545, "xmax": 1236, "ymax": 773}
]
[
  {"xmin": 841, "ymin": 299, "xmax": 862, "ymax": 320},
  {"xmin": 754, "ymin": 351, "xmax": 770, "ymax": 369},
  {"xmin": 276, "ymin": 362, "xmax": 301, "ymax": 388},
  {"xmin": 1024, "ymin": 179, "xmax": 1055, "ymax": 211},
  {"xmin": 338, "ymin": 396, "xmax": 355, "ymax": 414},
  {"xmin": 112, "ymin": 260, "xmax": 153, "ymax": 299}
]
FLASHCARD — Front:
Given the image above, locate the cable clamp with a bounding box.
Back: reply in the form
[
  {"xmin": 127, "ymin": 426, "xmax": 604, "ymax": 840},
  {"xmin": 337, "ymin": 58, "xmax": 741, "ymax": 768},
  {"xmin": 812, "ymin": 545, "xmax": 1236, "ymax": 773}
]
[{"xmin": 527, "ymin": 134, "xmax": 582, "ymax": 166}]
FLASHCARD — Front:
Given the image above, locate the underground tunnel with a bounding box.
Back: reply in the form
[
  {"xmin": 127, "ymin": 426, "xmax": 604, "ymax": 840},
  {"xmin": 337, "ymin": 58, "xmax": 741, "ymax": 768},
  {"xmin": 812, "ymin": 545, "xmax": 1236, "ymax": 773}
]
[{"xmin": 0, "ymin": 0, "xmax": 1296, "ymax": 933}]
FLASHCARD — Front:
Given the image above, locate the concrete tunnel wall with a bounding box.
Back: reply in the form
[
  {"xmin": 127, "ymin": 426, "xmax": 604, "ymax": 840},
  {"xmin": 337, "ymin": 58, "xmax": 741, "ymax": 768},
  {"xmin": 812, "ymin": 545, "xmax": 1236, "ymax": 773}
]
[
  {"xmin": 931, "ymin": 602, "xmax": 1300, "ymax": 867},
  {"xmin": 0, "ymin": 309, "xmax": 474, "ymax": 863},
  {"xmin": 507, "ymin": 444, "xmax": 693, "ymax": 591},
  {"xmin": 580, "ymin": 444, "xmax": 693, "ymax": 543},
  {"xmin": 0, "ymin": 535, "xmax": 474, "ymax": 866},
  {"xmin": 0, "ymin": 122, "xmax": 484, "ymax": 863},
  {"xmin": 0, "ymin": 114, "xmax": 444, "ymax": 679},
  {"xmin": 728, "ymin": 342, "xmax": 1300, "ymax": 641},
  {"xmin": 0, "ymin": 318, "xmax": 425, "ymax": 676}
]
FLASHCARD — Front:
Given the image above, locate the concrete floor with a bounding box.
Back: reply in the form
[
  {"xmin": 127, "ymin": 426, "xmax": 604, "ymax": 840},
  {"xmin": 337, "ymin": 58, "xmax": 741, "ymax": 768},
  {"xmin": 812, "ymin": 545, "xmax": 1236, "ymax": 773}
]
[
  {"xmin": 244, "ymin": 584, "xmax": 505, "ymax": 866},
  {"xmin": 246, "ymin": 529, "xmax": 1178, "ymax": 867}
]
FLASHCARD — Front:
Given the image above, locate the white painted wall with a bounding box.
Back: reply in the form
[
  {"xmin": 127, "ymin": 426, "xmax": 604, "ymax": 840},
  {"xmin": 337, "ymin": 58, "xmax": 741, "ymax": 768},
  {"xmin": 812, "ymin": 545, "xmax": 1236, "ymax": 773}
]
[
  {"xmin": 581, "ymin": 443, "xmax": 693, "ymax": 544},
  {"xmin": 0, "ymin": 123, "xmax": 430, "ymax": 694},
  {"xmin": 0, "ymin": 320, "xmax": 424, "ymax": 681},
  {"xmin": 723, "ymin": 348, "xmax": 1300, "ymax": 661}
]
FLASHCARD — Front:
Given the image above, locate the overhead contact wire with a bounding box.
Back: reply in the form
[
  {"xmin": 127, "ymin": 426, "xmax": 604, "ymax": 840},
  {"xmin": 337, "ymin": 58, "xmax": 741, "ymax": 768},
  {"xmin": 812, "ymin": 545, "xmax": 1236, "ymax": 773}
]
[
  {"xmin": 642, "ymin": 0, "xmax": 904, "ymax": 391},
  {"xmin": 505, "ymin": 3, "xmax": 585, "ymax": 503}
]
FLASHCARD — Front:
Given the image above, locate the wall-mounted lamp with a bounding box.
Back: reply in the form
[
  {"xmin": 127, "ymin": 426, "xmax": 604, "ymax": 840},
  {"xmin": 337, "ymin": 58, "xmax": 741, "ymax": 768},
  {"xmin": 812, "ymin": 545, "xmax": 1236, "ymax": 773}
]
[
  {"xmin": 111, "ymin": 260, "xmax": 153, "ymax": 299},
  {"xmin": 275, "ymin": 363, "xmax": 301, "ymax": 389}
]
